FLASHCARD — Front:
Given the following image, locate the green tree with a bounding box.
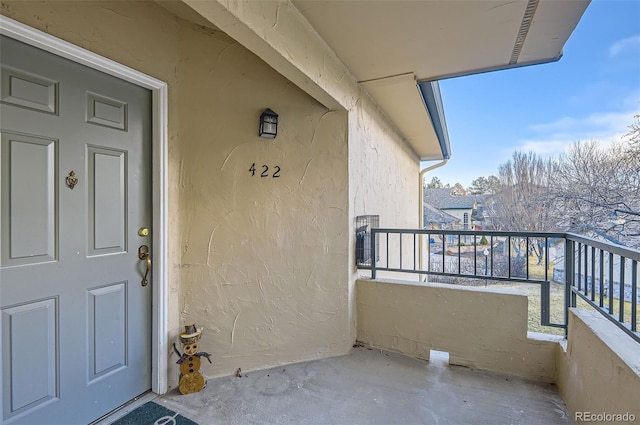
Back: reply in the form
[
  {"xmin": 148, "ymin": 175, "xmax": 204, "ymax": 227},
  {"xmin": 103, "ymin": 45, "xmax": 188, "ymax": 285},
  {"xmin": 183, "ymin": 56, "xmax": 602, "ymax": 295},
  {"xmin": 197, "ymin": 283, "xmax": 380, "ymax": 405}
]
[
  {"xmin": 468, "ymin": 175, "xmax": 500, "ymax": 194},
  {"xmin": 425, "ymin": 176, "xmax": 444, "ymax": 189}
]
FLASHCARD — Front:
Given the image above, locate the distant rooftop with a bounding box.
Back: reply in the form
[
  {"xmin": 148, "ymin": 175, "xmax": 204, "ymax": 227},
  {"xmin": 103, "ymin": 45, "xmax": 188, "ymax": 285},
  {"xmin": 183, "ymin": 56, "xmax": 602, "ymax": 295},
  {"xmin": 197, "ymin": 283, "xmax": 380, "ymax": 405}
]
[
  {"xmin": 424, "ymin": 203, "xmax": 459, "ymax": 226},
  {"xmin": 424, "ymin": 188, "xmax": 479, "ymax": 210}
]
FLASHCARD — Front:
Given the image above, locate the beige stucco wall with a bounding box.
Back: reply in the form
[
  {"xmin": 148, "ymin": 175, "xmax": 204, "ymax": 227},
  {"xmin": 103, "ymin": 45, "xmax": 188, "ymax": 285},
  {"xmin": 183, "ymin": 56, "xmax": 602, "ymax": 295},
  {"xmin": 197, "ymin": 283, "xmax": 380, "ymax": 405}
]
[
  {"xmin": 179, "ymin": 0, "xmax": 421, "ymax": 342},
  {"xmin": 557, "ymin": 309, "xmax": 640, "ymax": 423},
  {"xmin": 357, "ymin": 278, "xmax": 560, "ymax": 382},
  {"xmin": 347, "ymin": 94, "xmax": 421, "ymax": 336},
  {"xmin": 2, "ymin": 0, "xmax": 421, "ymax": 390},
  {"xmin": 177, "ymin": 0, "xmax": 421, "ymax": 359},
  {"xmin": 173, "ymin": 24, "xmax": 351, "ymax": 381}
]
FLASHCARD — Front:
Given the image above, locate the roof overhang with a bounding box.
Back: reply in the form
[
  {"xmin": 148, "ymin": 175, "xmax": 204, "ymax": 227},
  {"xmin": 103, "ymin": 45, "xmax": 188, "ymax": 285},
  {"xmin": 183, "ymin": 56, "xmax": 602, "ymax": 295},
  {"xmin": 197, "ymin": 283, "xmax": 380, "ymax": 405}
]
[{"xmin": 293, "ymin": 0, "xmax": 590, "ymax": 160}]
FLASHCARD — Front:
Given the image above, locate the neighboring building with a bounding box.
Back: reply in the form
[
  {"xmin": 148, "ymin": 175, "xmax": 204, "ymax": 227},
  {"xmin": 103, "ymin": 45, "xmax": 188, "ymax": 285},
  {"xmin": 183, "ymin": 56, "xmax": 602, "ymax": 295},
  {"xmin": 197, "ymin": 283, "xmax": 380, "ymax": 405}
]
[
  {"xmin": 0, "ymin": 2, "xmax": 589, "ymax": 423},
  {"xmin": 423, "ymin": 202, "xmax": 460, "ymax": 230},
  {"xmin": 424, "ymin": 188, "xmax": 486, "ymax": 230}
]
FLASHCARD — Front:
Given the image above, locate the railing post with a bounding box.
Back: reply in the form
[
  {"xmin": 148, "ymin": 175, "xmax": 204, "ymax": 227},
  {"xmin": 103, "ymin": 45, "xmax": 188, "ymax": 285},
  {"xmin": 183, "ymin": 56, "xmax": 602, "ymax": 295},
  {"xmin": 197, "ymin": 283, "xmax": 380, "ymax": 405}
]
[
  {"xmin": 564, "ymin": 238, "xmax": 574, "ymax": 337},
  {"xmin": 619, "ymin": 257, "xmax": 625, "ymax": 323},
  {"xmin": 632, "ymin": 260, "xmax": 637, "ymax": 332},
  {"xmin": 541, "ymin": 280, "xmax": 550, "ymax": 326},
  {"xmin": 371, "ymin": 228, "xmax": 376, "ymax": 279}
]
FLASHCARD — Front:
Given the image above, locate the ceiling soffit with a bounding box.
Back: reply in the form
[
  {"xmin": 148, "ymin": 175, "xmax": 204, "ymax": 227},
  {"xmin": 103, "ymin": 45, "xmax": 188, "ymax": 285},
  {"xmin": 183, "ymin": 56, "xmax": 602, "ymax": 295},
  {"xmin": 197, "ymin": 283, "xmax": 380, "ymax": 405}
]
[{"xmin": 293, "ymin": 0, "xmax": 589, "ymax": 160}]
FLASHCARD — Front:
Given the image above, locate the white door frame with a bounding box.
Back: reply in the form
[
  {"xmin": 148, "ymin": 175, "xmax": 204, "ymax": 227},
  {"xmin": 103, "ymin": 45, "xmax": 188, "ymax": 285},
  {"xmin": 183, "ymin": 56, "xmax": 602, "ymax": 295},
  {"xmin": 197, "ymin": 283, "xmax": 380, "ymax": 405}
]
[{"xmin": 0, "ymin": 15, "xmax": 169, "ymax": 395}]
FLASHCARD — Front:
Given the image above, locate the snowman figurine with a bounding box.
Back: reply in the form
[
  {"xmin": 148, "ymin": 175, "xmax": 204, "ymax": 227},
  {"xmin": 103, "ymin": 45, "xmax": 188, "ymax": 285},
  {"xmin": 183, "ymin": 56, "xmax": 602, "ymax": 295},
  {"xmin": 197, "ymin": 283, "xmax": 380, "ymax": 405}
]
[{"xmin": 176, "ymin": 324, "xmax": 212, "ymax": 394}]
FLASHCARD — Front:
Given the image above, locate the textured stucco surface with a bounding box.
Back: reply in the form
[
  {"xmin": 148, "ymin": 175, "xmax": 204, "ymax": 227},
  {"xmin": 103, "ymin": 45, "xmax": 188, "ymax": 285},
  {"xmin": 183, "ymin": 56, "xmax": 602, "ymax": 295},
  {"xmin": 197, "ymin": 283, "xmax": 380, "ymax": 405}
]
[
  {"xmin": 178, "ymin": 0, "xmax": 420, "ymax": 222},
  {"xmin": 1, "ymin": 0, "xmax": 421, "ymax": 390},
  {"xmin": 557, "ymin": 309, "xmax": 640, "ymax": 422},
  {"xmin": 356, "ymin": 278, "xmax": 561, "ymax": 382},
  {"xmin": 179, "ymin": 0, "xmax": 422, "ymax": 340}
]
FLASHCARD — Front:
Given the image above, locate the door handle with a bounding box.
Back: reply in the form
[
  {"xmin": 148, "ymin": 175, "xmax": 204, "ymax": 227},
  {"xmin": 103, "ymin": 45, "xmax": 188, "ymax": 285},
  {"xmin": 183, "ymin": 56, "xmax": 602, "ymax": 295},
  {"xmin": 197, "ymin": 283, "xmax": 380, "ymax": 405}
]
[{"xmin": 138, "ymin": 245, "xmax": 151, "ymax": 287}]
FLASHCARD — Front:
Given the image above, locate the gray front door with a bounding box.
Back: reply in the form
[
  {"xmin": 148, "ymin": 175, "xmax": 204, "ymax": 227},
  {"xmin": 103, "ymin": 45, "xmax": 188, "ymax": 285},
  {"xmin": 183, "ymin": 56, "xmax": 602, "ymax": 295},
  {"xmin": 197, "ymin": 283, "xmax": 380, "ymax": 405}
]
[{"xmin": 0, "ymin": 36, "xmax": 152, "ymax": 424}]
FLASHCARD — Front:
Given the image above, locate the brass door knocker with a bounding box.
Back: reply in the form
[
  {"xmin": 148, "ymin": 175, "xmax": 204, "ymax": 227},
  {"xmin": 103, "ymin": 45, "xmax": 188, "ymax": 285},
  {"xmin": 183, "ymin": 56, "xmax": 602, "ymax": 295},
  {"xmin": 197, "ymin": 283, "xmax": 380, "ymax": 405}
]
[{"xmin": 66, "ymin": 170, "xmax": 78, "ymax": 190}]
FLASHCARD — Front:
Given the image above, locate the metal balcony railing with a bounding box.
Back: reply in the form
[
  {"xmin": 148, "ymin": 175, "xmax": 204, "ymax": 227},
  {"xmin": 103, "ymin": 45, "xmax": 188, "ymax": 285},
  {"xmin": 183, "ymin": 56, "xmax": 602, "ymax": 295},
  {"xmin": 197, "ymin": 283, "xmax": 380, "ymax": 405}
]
[
  {"xmin": 356, "ymin": 228, "xmax": 640, "ymax": 343},
  {"xmin": 567, "ymin": 233, "xmax": 639, "ymax": 342}
]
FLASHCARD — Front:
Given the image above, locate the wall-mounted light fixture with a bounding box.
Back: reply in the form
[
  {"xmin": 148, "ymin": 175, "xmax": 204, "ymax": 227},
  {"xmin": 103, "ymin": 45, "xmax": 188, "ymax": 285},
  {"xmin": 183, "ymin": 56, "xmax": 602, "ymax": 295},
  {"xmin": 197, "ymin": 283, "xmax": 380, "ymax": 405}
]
[{"xmin": 259, "ymin": 108, "xmax": 278, "ymax": 139}]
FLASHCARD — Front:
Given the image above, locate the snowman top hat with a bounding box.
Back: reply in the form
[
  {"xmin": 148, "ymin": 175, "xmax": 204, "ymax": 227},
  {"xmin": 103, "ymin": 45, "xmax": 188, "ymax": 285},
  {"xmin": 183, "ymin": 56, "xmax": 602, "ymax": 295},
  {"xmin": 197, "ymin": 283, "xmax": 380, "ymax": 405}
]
[{"xmin": 179, "ymin": 324, "xmax": 203, "ymax": 343}]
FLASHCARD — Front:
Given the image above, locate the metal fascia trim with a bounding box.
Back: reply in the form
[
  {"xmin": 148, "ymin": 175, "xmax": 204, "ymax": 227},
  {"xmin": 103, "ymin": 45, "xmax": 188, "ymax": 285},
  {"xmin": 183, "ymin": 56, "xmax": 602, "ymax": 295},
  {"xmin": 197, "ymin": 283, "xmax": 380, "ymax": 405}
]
[{"xmin": 417, "ymin": 80, "xmax": 451, "ymax": 160}]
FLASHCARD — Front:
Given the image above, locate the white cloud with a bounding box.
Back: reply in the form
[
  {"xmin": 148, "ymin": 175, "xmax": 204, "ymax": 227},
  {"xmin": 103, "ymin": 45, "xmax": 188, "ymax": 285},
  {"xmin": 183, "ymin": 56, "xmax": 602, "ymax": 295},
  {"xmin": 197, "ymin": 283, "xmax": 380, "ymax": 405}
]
[
  {"xmin": 529, "ymin": 116, "xmax": 579, "ymax": 133},
  {"xmin": 609, "ymin": 35, "xmax": 640, "ymax": 57},
  {"xmin": 518, "ymin": 140, "xmax": 576, "ymax": 155},
  {"xmin": 518, "ymin": 107, "xmax": 640, "ymax": 156}
]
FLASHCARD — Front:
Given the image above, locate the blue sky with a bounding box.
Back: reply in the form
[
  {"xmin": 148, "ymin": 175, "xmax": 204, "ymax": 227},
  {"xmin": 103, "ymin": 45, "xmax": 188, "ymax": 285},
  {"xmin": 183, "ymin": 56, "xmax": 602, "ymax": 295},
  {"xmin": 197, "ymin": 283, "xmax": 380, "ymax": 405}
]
[{"xmin": 426, "ymin": 0, "xmax": 640, "ymax": 188}]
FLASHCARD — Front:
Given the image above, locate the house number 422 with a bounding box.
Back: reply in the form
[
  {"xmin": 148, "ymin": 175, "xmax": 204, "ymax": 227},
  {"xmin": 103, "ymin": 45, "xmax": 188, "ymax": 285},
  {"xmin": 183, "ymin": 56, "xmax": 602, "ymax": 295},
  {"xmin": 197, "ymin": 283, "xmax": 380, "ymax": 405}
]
[{"xmin": 249, "ymin": 163, "xmax": 281, "ymax": 178}]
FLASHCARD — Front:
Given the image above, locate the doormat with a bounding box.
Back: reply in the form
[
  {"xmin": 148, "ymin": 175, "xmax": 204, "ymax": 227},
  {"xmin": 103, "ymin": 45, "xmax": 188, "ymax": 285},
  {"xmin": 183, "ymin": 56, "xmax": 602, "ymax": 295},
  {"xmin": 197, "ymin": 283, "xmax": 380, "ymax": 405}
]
[{"xmin": 110, "ymin": 401, "xmax": 198, "ymax": 425}]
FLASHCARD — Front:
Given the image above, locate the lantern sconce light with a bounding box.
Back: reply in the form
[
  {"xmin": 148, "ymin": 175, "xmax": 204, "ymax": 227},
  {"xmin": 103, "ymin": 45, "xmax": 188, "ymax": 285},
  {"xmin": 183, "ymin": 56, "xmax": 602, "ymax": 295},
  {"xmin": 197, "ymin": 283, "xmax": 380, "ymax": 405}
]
[{"xmin": 259, "ymin": 108, "xmax": 278, "ymax": 139}]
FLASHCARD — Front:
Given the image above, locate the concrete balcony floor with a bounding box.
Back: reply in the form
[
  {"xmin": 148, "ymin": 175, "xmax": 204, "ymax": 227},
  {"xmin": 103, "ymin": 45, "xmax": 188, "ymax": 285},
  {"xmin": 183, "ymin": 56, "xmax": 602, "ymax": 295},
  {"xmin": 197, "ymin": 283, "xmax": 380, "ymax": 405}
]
[{"xmin": 144, "ymin": 347, "xmax": 569, "ymax": 425}]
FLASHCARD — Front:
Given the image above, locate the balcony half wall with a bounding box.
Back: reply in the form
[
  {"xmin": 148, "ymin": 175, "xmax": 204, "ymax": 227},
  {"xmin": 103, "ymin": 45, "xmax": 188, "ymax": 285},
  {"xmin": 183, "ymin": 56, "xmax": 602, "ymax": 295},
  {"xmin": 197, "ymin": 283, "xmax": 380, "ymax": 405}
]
[
  {"xmin": 558, "ymin": 309, "xmax": 640, "ymax": 421},
  {"xmin": 356, "ymin": 278, "xmax": 560, "ymax": 382}
]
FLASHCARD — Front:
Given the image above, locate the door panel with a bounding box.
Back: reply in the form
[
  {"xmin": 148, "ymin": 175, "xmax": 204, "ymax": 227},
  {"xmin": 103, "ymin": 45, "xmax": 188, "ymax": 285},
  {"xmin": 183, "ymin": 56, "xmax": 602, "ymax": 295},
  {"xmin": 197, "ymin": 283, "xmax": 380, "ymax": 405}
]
[
  {"xmin": 88, "ymin": 282, "xmax": 127, "ymax": 380},
  {"xmin": 0, "ymin": 35, "xmax": 152, "ymax": 425},
  {"xmin": 86, "ymin": 92, "xmax": 127, "ymax": 131},
  {"xmin": 88, "ymin": 146, "xmax": 127, "ymax": 255},
  {"xmin": 0, "ymin": 66, "xmax": 58, "ymax": 114},
  {"xmin": 1, "ymin": 132, "xmax": 57, "ymax": 266},
  {"xmin": 1, "ymin": 299, "xmax": 58, "ymax": 415}
]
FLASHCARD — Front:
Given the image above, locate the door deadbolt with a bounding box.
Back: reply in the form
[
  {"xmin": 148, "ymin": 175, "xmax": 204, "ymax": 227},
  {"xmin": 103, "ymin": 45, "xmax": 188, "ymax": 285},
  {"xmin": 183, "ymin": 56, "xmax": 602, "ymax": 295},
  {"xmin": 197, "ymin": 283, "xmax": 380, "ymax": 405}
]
[{"xmin": 138, "ymin": 227, "xmax": 150, "ymax": 237}]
